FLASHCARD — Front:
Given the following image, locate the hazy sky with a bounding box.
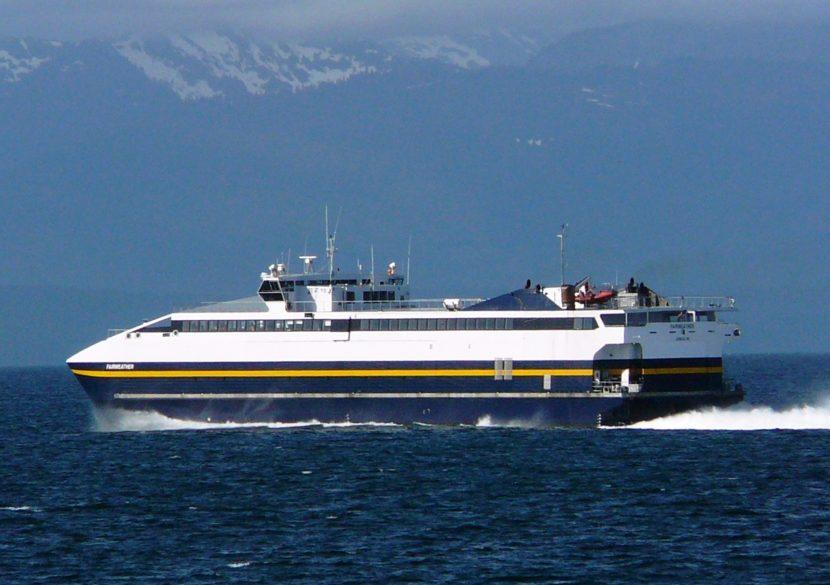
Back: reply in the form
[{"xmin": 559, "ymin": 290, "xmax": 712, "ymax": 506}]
[{"xmin": 1, "ymin": 0, "xmax": 825, "ymax": 40}]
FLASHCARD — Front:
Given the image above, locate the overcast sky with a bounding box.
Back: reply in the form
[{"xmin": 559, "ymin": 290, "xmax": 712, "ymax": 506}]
[{"xmin": 1, "ymin": 0, "xmax": 825, "ymax": 41}]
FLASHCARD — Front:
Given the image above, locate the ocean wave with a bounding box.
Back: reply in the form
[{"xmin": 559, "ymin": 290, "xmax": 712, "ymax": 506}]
[
  {"xmin": 625, "ymin": 399, "xmax": 830, "ymax": 430},
  {"xmin": 92, "ymin": 408, "xmax": 401, "ymax": 432},
  {"xmin": 1, "ymin": 506, "xmax": 39, "ymax": 512}
]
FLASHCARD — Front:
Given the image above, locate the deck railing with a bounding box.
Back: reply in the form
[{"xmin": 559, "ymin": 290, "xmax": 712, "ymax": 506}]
[
  {"xmin": 288, "ymin": 298, "xmax": 484, "ymax": 312},
  {"xmin": 605, "ymin": 295, "xmax": 736, "ymax": 310}
]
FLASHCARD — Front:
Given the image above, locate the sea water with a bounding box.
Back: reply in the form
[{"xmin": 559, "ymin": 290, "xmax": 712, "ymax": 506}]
[{"xmin": 1, "ymin": 355, "xmax": 829, "ymax": 583}]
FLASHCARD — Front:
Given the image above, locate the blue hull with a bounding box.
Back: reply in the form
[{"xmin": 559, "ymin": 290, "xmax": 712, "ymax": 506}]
[
  {"xmin": 74, "ymin": 383, "xmax": 743, "ymax": 428},
  {"xmin": 70, "ymin": 358, "xmax": 739, "ymax": 427}
]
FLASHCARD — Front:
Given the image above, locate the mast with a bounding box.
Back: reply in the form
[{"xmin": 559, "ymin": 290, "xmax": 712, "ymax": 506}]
[
  {"xmin": 557, "ymin": 223, "xmax": 568, "ymax": 285},
  {"xmin": 370, "ymin": 244, "xmax": 375, "ymax": 288},
  {"xmin": 406, "ymin": 235, "xmax": 412, "ymax": 285},
  {"xmin": 324, "ymin": 205, "xmax": 341, "ymax": 281}
]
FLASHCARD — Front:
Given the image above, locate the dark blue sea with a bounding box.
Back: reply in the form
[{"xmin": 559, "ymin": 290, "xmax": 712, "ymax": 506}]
[{"xmin": 2, "ymin": 354, "xmax": 830, "ymax": 583}]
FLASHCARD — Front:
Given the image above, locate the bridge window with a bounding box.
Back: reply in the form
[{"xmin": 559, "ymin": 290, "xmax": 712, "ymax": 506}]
[
  {"xmin": 647, "ymin": 312, "xmax": 671, "ymax": 323},
  {"xmin": 627, "ymin": 313, "xmax": 647, "ymax": 327},
  {"xmin": 600, "ymin": 314, "xmax": 626, "ymax": 327}
]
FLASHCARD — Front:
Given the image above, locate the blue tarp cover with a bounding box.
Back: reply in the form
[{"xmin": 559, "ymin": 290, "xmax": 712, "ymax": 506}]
[{"xmin": 463, "ymin": 288, "xmax": 560, "ymax": 311}]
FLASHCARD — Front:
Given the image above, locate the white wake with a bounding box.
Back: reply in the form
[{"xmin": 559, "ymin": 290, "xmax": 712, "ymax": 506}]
[
  {"xmin": 627, "ymin": 400, "xmax": 830, "ymax": 430},
  {"xmin": 92, "ymin": 408, "xmax": 400, "ymax": 432}
]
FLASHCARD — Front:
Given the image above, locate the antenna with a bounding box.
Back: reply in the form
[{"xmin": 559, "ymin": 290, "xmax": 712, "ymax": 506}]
[
  {"xmin": 324, "ymin": 205, "xmax": 342, "ymax": 281},
  {"xmin": 370, "ymin": 244, "xmax": 375, "ymax": 287},
  {"xmin": 557, "ymin": 223, "xmax": 568, "ymax": 285},
  {"xmin": 406, "ymin": 235, "xmax": 412, "ymax": 285}
]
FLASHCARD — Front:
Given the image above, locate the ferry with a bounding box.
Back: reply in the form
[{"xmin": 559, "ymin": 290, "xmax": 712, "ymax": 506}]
[{"xmin": 67, "ymin": 230, "xmax": 743, "ymax": 427}]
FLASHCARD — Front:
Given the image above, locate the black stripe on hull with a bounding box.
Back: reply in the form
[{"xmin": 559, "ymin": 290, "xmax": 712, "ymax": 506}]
[{"xmin": 74, "ymin": 372, "xmax": 724, "ymax": 402}]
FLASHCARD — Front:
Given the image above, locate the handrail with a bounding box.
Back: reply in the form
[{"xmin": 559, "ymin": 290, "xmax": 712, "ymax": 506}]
[
  {"xmin": 604, "ymin": 295, "xmax": 736, "ymax": 310},
  {"xmin": 287, "ymin": 298, "xmax": 484, "ymax": 312}
]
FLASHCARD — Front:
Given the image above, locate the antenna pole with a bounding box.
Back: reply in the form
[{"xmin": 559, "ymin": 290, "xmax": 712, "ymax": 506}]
[
  {"xmin": 370, "ymin": 244, "xmax": 375, "ymax": 288},
  {"xmin": 557, "ymin": 223, "xmax": 568, "ymax": 285},
  {"xmin": 406, "ymin": 235, "xmax": 412, "ymax": 285},
  {"xmin": 325, "ymin": 205, "xmax": 332, "ymax": 278}
]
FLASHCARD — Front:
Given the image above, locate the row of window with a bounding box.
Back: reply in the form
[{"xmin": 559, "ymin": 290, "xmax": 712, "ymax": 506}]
[
  {"xmin": 147, "ymin": 312, "xmax": 714, "ymax": 334},
  {"xmin": 162, "ymin": 316, "xmax": 599, "ymax": 334},
  {"xmin": 601, "ymin": 310, "xmax": 717, "ymax": 327}
]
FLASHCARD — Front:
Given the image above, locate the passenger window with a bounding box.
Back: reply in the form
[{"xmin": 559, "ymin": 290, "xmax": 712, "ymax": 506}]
[
  {"xmin": 388, "ymin": 319, "xmax": 399, "ymax": 331},
  {"xmin": 257, "ymin": 320, "xmax": 266, "ymax": 331},
  {"xmin": 227, "ymin": 320, "xmax": 237, "ymax": 332},
  {"xmin": 426, "ymin": 319, "xmax": 436, "ymax": 330},
  {"xmin": 485, "ymin": 318, "xmax": 495, "ymax": 330},
  {"xmin": 437, "ymin": 319, "xmax": 447, "ymax": 330},
  {"xmin": 265, "ymin": 320, "xmax": 275, "ymax": 331},
  {"xmin": 360, "ymin": 319, "xmax": 370, "ymax": 331},
  {"xmin": 238, "ymin": 320, "xmax": 247, "ymax": 331},
  {"xmin": 495, "ymin": 318, "xmax": 505, "ymax": 330},
  {"xmin": 476, "ymin": 318, "xmax": 486, "ymax": 330},
  {"xmin": 627, "ymin": 313, "xmax": 646, "ymax": 327},
  {"xmin": 505, "ymin": 318, "xmax": 513, "ymax": 329},
  {"xmin": 218, "ymin": 320, "xmax": 228, "ymax": 332},
  {"xmin": 418, "ymin": 319, "xmax": 428, "ymax": 331},
  {"xmin": 199, "ymin": 320, "xmax": 208, "ymax": 332},
  {"xmin": 446, "ymin": 319, "xmax": 457, "ymax": 330}
]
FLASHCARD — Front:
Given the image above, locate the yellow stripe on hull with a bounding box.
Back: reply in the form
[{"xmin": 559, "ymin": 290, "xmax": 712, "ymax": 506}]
[{"xmin": 643, "ymin": 367, "xmax": 722, "ymax": 375}]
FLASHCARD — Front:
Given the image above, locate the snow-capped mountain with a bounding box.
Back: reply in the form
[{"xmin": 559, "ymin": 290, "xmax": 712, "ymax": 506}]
[
  {"xmin": 113, "ymin": 33, "xmax": 389, "ymax": 100},
  {"xmin": 0, "ymin": 38, "xmax": 61, "ymax": 82},
  {"xmin": 0, "ymin": 30, "xmax": 540, "ymax": 101}
]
